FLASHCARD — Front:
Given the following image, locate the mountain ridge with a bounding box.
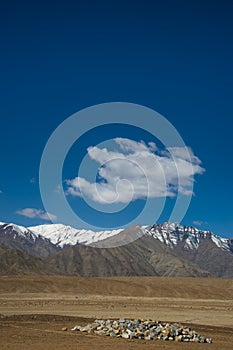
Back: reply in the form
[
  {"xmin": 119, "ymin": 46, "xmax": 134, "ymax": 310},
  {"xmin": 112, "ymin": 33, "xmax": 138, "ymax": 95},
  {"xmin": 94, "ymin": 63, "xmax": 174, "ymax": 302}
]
[
  {"xmin": 1, "ymin": 221, "xmax": 231, "ymax": 252},
  {"xmin": 0, "ymin": 221, "xmax": 232, "ymax": 277}
]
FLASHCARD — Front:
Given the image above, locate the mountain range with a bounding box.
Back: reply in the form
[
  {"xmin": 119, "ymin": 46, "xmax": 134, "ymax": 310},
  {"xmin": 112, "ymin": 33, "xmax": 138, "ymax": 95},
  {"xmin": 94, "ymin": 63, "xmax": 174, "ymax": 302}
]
[{"xmin": 0, "ymin": 221, "xmax": 232, "ymax": 277}]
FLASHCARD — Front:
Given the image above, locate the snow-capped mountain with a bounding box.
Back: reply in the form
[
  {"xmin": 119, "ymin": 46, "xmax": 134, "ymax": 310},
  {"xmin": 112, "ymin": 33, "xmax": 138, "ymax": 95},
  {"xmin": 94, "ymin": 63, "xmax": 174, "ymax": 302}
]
[
  {"xmin": 0, "ymin": 222, "xmax": 59, "ymax": 259},
  {"xmin": 0, "ymin": 221, "xmax": 232, "ymax": 252},
  {"xmin": 0, "ymin": 222, "xmax": 38, "ymax": 240},
  {"xmin": 0, "ymin": 221, "xmax": 232, "ymax": 277},
  {"xmin": 145, "ymin": 222, "xmax": 232, "ymax": 252},
  {"xmin": 28, "ymin": 224, "xmax": 124, "ymax": 248}
]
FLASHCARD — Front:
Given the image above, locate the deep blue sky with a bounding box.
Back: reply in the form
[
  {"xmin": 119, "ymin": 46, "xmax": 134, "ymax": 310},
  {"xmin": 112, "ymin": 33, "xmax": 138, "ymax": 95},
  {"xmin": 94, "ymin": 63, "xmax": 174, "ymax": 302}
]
[{"xmin": 0, "ymin": 1, "xmax": 232, "ymax": 237}]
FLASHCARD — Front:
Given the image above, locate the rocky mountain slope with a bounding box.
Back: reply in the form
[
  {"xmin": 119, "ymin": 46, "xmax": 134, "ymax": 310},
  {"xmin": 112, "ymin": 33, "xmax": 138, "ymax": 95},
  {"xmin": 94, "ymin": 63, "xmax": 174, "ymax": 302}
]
[
  {"xmin": 0, "ymin": 221, "xmax": 232, "ymax": 277},
  {"xmin": 0, "ymin": 222, "xmax": 59, "ymax": 259},
  {"xmin": 0, "ymin": 243, "xmax": 57, "ymax": 275}
]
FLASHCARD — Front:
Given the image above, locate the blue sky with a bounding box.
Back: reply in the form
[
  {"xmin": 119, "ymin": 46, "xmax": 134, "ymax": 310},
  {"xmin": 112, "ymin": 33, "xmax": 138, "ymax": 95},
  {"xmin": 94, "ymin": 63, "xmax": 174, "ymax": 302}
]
[{"xmin": 0, "ymin": 1, "xmax": 232, "ymax": 237}]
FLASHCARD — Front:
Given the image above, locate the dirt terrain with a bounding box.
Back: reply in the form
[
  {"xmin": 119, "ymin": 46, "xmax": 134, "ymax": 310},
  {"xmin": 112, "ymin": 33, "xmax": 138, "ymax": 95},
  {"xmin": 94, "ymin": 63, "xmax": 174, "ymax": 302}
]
[{"xmin": 0, "ymin": 276, "xmax": 232, "ymax": 349}]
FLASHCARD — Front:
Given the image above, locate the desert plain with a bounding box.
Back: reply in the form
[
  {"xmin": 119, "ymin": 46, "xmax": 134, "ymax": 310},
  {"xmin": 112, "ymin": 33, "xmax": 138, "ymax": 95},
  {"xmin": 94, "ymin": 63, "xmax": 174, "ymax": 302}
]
[{"xmin": 0, "ymin": 276, "xmax": 232, "ymax": 350}]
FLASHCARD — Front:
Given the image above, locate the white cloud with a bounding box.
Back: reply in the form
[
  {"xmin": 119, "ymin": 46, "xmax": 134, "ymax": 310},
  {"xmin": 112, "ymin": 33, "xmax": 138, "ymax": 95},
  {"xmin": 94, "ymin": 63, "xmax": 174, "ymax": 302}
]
[
  {"xmin": 66, "ymin": 138, "xmax": 205, "ymax": 204},
  {"xmin": 16, "ymin": 208, "xmax": 57, "ymax": 221},
  {"xmin": 193, "ymin": 220, "xmax": 209, "ymax": 227},
  {"xmin": 167, "ymin": 146, "xmax": 202, "ymax": 164},
  {"xmin": 115, "ymin": 137, "xmax": 155, "ymax": 153},
  {"xmin": 193, "ymin": 220, "xmax": 203, "ymax": 226}
]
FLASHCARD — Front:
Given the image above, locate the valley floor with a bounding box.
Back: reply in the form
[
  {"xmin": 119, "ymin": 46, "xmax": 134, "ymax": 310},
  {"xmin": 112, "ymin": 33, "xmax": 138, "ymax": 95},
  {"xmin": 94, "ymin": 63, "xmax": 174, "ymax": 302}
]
[{"xmin": 0, "ymin": 276, "xmax": 232, "ymax": 349}]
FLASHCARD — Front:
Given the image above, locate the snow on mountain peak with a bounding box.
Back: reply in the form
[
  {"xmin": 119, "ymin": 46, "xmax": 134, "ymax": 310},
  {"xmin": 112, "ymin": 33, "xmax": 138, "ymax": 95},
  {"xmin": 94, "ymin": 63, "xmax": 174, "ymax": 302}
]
[
  {"xmin": 0, "ymin": 222, "xmax": 39, "ymax": 241},
  {"xmin": 145, "ymin": 222, "xmax": 230, "ymax": 252},
  {"xmin": 28, "ymin": 224, "xmax": 124, "ymax": 248},
  {"xmin": 0, "ymin": 221, "xmax": 231, "ymax": 253}
]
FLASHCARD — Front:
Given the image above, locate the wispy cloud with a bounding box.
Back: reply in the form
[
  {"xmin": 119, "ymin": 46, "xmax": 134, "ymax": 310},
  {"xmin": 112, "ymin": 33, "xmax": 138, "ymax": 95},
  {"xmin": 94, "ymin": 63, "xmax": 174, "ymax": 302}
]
[
  {"xmin": 0, "ymin": 190, "xmax": 2, "ymax": 194},
  {"xmin": 193, "ymin": 220, "xmax": 209, "ymax": 227},
  {"xmin": 29, "ymin": 177, "xmax": 36, "ymax": 184},
  {"xmin": 16, "ymin": 208, "xmax": 57, "ymax": 221},
  {"xmin": 66, "ymin": 138, "xmax": 205, "ymax": 204},
  {"xmin": 193, "ymin": 220, "xmax": 203, "ymax": 226}
]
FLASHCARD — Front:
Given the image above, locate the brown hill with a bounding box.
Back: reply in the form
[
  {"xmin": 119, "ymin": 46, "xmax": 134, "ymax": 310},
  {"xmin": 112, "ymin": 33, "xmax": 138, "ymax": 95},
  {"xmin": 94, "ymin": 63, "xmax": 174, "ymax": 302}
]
[
  {"xmin": 46, "ymin": 242, "xmax": 158, "ymax": 276},
  {"xmin": 46, "ymin": 236, "xmax": 210, "ymax": 277},
  {"xmin": 0, "ymin": 244, "xmax": 57, "ymax": 275},
  {"xmin": 170, "ymin": 238, "xmax": 233, "ymax": 278}
]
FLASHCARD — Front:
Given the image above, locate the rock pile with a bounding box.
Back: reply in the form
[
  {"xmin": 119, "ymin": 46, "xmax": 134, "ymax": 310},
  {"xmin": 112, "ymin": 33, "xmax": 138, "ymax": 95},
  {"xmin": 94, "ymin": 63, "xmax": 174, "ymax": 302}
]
[{"xmin": 71, "ymin": 318, "xmax": 212, "ymax": 343}]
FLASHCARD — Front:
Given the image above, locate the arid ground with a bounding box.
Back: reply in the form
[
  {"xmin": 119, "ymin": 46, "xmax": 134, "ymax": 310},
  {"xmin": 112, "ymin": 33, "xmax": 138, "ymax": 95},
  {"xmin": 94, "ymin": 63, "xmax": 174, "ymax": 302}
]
[{"xmin": 0, "ymin": 276, "xmax": 232, "ymax": 349}]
